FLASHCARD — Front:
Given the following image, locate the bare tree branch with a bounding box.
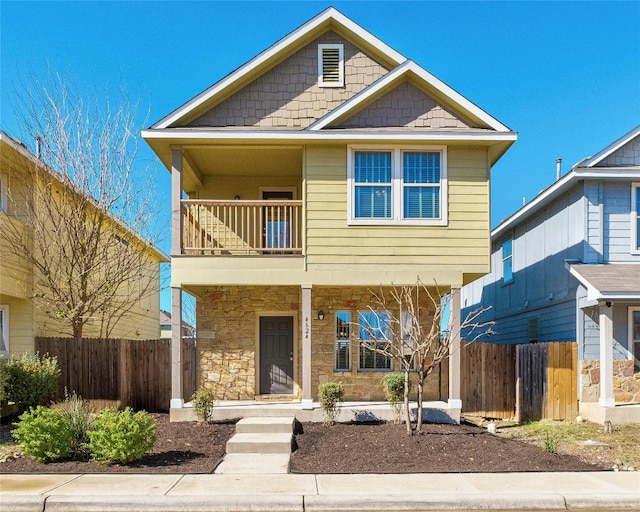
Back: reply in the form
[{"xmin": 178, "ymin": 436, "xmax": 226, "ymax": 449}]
[
  {"xmin": 1, "ymin": 71, "xmax": 166, "ymax": 340},
  {"xmin": 354, "ymin": 279, "xmax": 494, "ymax": 434}
]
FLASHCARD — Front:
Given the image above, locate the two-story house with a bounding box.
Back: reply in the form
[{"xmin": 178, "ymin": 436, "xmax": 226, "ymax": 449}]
[
  {"xmin": 462, "ymin": 125, "xmax": 640, "ymax": 424},
  {"xmin": 0, "ymin": 131, "xmax": 167, "ymax": 358},
  {"xmin": 143, "ymin": 7, "xmax": 516, "ymax": 416}
]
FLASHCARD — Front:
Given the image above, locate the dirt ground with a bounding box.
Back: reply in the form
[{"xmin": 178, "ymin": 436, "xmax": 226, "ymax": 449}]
[{"xmin": 0, "ymin": 414, "xmax": 613, "ymax": 474}]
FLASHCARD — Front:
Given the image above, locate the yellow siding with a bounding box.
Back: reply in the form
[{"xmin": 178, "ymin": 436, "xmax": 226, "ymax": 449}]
[
  {"xmin": 303, "ymin": 145, "xmax": 490, "ymax": 285},
  {"xmin": 1, "ymin": 135, "xmax": 164, "ymax": 356}
]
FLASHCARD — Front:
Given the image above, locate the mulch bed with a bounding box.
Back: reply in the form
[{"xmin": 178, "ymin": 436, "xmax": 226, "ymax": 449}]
[
  {"xmin": 289, "ymin": 422, "xmax": 609, "ymax": 473},
  {"xmin": 0, "ymin": 414, "xmax": 236, "ymax": 473},
  {"xmin": 1, "ymin": 414, "xmax": 608, "ymax": 474}
]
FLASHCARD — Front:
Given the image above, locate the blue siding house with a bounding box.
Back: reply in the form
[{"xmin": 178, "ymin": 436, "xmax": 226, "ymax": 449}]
[{"xmin": 462, "ymin": 126, "xmax": 640, "ymax": 424}]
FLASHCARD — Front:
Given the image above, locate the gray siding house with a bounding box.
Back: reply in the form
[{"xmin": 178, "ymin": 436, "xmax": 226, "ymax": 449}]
[{"xmin": 462, "ymin": 126, "xmax": 640, "ymax": 424}]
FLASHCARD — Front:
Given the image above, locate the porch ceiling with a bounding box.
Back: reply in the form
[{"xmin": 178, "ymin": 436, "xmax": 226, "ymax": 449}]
[{"xmin": 185, "ymin": 146, "xmax": 303, "ymax": 178}]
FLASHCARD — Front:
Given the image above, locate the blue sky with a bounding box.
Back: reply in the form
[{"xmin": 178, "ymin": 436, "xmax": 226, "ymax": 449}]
[{"xmin": 2, "ymin": 1, "xmax": 639, "ymax": 312}]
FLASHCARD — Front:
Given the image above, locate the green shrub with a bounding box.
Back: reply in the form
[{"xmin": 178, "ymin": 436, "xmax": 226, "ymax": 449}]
[
  {"xmin": 5, "ymin": 353, "xmax": 60, "ymax": 413},
  {"xmin": 318, "ymin": 381, "xmax": 344, "ymax": 426},
  {"xmin": 382, "ymin": 372, "xmax": 407, "ymax": 424},
  {"xmin": 53, "ymin": 389, "xmax": 94, "ymax": 457},
  {"xmin": 191, "ymin": 388, "xmax": 215, "ymax": 422},
  {"xmin": 86, "ymin": 407, "xmax": 156, "ymax": 464},
  {"xmin": 12, "ymin": 406, "xmax": 74, "ymax": 462}
]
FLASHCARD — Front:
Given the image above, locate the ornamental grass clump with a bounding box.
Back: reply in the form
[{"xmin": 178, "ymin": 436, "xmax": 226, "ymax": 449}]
[
  {"xmin": 86, "ymin": 407, "xmax": 156, "ymax": 465},
  {"xmin": 318, "ymin": 381, "xmax": 344, "ymax": 426},
  {"xmin": 12, "ymin": 406, "xmax": 74, "ymax": 462},
  {"xmin": 52, "ymin": 389, "xmax": 94, "ymax": 457}
]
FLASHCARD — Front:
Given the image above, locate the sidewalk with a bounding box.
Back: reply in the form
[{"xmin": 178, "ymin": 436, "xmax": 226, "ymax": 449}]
[{"xmin": 1, "ymin": 471, "xmax": 639, "ymax": 511}]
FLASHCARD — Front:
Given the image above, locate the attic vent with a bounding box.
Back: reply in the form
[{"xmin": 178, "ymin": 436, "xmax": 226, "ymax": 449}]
[{"xmin": 318, "ymin": 44, "xmax": 344, "ymax": 87}]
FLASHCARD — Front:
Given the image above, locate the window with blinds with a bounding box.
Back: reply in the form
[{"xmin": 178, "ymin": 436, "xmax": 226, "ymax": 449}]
[
  {"xmin": 318, "ymin": 44, "xmax": 344, "ymax": 87},
  {"xmin": 348, "ymin": 147, "xmax": 447, "ymax": 225},
  {"xmin": 335, "ymin": 311, "xmax": 351, "ymax": 371}
]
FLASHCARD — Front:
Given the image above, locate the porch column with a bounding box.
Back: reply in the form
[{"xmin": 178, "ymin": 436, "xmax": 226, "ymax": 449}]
[
  {"xmin": 448, "ymin": 288, "xmax": 462, "ymax": 409},
  {"xmin": 171, "ymin": 149, "xmax": 183, "ymax": 256},
  {"xmin": 598, "ymin": 302, "xmax": 615, "ymax": 407},
  {"xmin": 301, "ymin": 285, "xmax": 313, "ymax": 409},
  {"xmin": 170, "ymin": 287, "xmax": 184, "ymax": 409}
]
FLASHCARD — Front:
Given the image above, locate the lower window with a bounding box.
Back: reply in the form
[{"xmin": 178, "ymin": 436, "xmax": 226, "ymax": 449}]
[
  {"xmin": 358, "ymin": 311, "xmax": 391, "ymax": 370},
  {"xmin": 335, "ymin": 312, "xmax": 351, "ymax": 371},
  {"xmin": 630, "ymin": 308, "xmax": 640, "ymax": 373}
]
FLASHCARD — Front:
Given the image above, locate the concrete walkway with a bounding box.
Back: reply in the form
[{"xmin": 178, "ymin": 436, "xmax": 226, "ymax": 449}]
[{"xmin": 1, "ymin": 471, "xmax": 638, "ymax": 511}]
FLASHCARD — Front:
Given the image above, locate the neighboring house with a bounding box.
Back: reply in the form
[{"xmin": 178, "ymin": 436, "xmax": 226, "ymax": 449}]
[
  {"xmin": 462, "ymin": 125, "xmax": 640, "ymax": 424},
  {"xmin": 0, "ymin": 131, "xmax": 167, "ymax": 358},
  {"xmin": 160, "ymin": 309, "xmax": 195, "ymax": 340},
  {"xmin": 143, "ymin": 7, "xmax": 516, "ymax": 413}
]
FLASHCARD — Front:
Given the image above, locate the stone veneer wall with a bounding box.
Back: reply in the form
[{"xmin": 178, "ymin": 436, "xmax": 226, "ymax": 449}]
[
  {"xmin": 196, "ymin": 285, "xmax": 442, "ymax": 401},
  {"xmin": 580, "ymin": 360, "xmax": 640, "ymax": 403}
]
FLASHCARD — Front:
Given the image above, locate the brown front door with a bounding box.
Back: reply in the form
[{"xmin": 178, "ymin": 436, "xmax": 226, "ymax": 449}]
[{"xmin": 260, "ymin": 316, "xmax": 294, "ymax": 394}]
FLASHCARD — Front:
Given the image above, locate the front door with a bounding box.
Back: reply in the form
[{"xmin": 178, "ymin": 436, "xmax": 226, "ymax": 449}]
[{"xmin": 260, "ymin": 316, "xmax": 294, "ymax": 394}]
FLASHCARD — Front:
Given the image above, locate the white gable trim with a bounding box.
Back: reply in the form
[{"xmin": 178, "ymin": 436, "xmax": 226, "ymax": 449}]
[
  {"xmin": 491, "ymin": 167, "xmax": 640, "ymax": 239},
  {"xmin": 152, "ymin": 7, "xmax": 407, "ymax": 129},
  {"xmin": 142, "ymin": 127, "xmax": 516, "ymax": 144},
  {"xmin": 308, "ymin": 61, "xmax": 510, "ymax": 132},
  {"xmin": 580, "ymin": 125, "xmax": 640, "ymax": 168}
]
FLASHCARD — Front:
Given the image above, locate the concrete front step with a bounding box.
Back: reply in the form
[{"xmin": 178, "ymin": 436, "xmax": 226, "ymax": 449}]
[
  {"xmin": 226, "ymin": 432, "xmax": 293, "ymax": 454},
  {"xmin": 214, "ymin": 453, "xmax": 290, "ymax": 474},
  {"xmin": 235, "ymin": 416, "xmax": 296, "ymax": 434}
]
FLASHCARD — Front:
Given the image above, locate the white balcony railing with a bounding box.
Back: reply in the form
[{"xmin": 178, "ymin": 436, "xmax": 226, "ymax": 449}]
[{"xmin": 182, "ymin": 200, "xmax": 302, "ymax": 255}]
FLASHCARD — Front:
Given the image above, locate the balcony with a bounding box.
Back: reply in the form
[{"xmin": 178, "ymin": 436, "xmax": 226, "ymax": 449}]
[{"xmin": 182, "ymin": 200, "xmax": 302, "ymax": 255}]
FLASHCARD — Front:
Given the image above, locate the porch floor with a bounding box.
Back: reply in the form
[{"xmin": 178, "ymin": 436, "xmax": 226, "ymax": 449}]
[
  {"xmin": 170, "ymin": 400, "xmax": 461, "ymax": 424},
  {"xmin": 579, "ymin": 401, "xmax": 640, "ymax": 425}
]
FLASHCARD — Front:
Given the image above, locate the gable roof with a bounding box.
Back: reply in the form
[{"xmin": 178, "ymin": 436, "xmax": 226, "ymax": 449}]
[
  {"xmin": 492, "ymin": 125, "xmax": 640, "ymax": 240},
  {"xmin": 0, "ymin": 131, "xmax": 169, "ymax": 263},
  {"xmin": 309, "ymin": 60, "xmax": 511, "ymax": 132},
  {"xmin": 580, "ymin": 124, "xmax": 640, "ymax": 168},
  {"xmin": 152, "ymin": 7, "xmax": 407, "ymax": 129}
]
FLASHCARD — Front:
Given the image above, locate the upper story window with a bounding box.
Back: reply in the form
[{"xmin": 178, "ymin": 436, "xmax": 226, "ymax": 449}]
[
  {"xmin": 0, "ymin": 174, "xmax": 7, "ymax": 213},
  {"xmin": 348, "ymin": 146, "xmax": 447, "ymax": 226},
  {"xmin": 502, "ymin": 237, "xmax": 513, "ymax": 283},
  {"xmin": 318, "ymin": 44, "xmax": 344, "ymax": 87},
  {"xmin": 632, "ymin": 184, "xmax": 640, "ymax": 253}
]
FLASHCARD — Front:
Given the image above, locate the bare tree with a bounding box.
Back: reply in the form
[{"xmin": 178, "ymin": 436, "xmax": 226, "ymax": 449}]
[
  {"xmin": 356, "ymin": 280, "xmax": 493, "ymax": 434},
  {"xmin": 1, "ymin": 72, "xmax": 165, "ymax": 340}
]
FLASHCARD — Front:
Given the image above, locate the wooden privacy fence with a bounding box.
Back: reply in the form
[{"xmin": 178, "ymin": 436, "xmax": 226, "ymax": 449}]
[
  {"xmin": 460, "ymin": 341, "xmax": 578, "ymax": 422},
  {"xmin": 35, "ymin": 337, "xmax": 197, "ymax": 413}
]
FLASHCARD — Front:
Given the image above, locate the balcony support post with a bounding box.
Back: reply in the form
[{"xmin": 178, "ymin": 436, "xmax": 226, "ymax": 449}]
[
  {"xmin": 448, "ymin": 287, "xmax": 462, "ymax": 412},
  {"xmin": 301, "ymin": 285, "xmax": 313, "ymax": 409},
  {"xmin": 171, "ymin": 149, "xmax": 183, "ymax": 256},
  {"xmin": 170, "ymin": 286, "xmax": 184, "ymax": 409}
]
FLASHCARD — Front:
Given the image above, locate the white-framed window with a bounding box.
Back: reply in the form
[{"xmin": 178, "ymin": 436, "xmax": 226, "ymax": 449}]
[
  {"xmin": 632, "ymin": 183, "xmax": 640, "ymax": 253},
  {"xmin": 358, "ymin": 311, "xmax": 392, "ymax": 370},
  {"xmin": 0, "ymin": 305, "xmax": 8, "ymax": 359},
  {"xmin": 335, "ymin": 311, "xmax": 351, "ymax": 371},
  {"xmin": 318, "ymin": 44, "xmax": 344, "ymax": 87},
  {"xmin": 401, "ymin": 310, "xmax": 417, "ymax": 370},
  {"xmin": 347, "ymin": 146, "xmax": 448, "ymax": 226},
  {"xmin": 0, "ymin": 174, "xmax": 7, "ymax": 213},
  {"xmin": 502, "ymin": 237, "xmax": 513, "ymax": 284},
  {"xmin": 629, "ymin": 307, "xmax": 640, "ymax": 373}
]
